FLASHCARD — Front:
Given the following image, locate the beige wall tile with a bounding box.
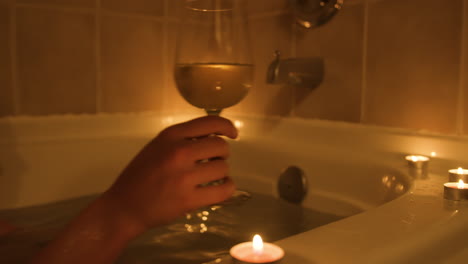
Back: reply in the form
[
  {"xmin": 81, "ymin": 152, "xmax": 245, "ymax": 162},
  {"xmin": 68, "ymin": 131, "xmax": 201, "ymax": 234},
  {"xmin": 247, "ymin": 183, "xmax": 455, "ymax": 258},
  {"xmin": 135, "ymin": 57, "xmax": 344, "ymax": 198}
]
[
  {"xmin": 294, "ymin": 4, "xmax": 364, "ymax": 122},
  {"xmin": 100, "ymin": 15, "xmax": 164, "ymax": 113},
  {"xmin": 227, "ymin": 14, "xmax": 294, "ymax": 116},
  {"xmin": 101, "ymin": 0, "xmax": 164, "ymax": 16},
  {"xmin": 365, "ymin": 0, "xmax": 461, "ymax": 134},
  {"xmin": 247, "ymin": 0, "xmax": 289, "ymax": 15},
  {"xmin": 17, "ymin": 0, "xmax": 95, "ymax": 8},
  {"xmin": 0, "ymin": 3, "xmax": 14, "ymax": 117},
  {"xmin": 17, "ymin": 8, "xmax": 96, "ymax": 115},
  {"xmin": 167, "ymin": 0, "xmax": 181, "ymax": 18}
]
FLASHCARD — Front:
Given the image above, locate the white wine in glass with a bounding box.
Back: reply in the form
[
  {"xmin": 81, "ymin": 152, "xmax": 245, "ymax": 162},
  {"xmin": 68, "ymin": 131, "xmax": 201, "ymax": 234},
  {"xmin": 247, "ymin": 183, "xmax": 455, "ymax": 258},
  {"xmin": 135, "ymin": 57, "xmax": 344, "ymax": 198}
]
[
  {"xmin": 174, "ymin": 63, "xmax": 253, "ymax": 115},
  {"xmin": 174, "ymin": 0, "xmax": 253, "ymax": 116}
]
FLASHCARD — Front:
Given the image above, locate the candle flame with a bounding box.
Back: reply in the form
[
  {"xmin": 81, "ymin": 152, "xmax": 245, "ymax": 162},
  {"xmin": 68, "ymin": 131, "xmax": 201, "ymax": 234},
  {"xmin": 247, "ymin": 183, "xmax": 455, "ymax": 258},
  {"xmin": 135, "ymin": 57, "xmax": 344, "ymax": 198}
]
[
  {"xmin": 406, "ymin": 155, "xmax": 429, "ymax": 162},
  {"xmin": 430, "ymin": 152, "xmax": 437, "ymax": 157},
  {"xmin": 252, "ymin": 234, "xmax": 263, "ymax": 254},
  {"xmin": 458, "ymin": 180, "xmax": 465, "ymax": 189},
  {"xmin": 234, "ymin": 120, "xmax": 244, "ymax": 129},
  {"xmin": 458, "ymin": 167, "xmax": 465, "ymax": 174}
]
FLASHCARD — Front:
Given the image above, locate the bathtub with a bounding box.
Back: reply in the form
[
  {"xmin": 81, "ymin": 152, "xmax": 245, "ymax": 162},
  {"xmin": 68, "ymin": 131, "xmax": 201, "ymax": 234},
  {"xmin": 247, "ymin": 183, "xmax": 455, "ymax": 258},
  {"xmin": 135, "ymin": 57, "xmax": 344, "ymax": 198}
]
[{"xmin": 1, "ymin": 113, "xmax": 468, "ymax": 264}]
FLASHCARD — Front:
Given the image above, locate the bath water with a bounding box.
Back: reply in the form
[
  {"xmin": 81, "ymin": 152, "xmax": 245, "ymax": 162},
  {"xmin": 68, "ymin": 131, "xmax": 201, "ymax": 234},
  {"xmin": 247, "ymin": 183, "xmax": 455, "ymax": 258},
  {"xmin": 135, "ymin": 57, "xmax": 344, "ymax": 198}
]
[{"xmin": 0, "ymin": 191, "xmax": 344, "ymax": 264}]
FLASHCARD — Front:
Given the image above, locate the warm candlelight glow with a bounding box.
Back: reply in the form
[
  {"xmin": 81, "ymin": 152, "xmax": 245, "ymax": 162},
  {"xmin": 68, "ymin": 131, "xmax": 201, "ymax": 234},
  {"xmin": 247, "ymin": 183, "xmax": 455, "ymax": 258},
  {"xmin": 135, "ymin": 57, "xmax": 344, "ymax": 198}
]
[
  {"xmin": 458, "ymin": 180, "xmax": 465, "ymax": 189},
  {"xmin": 252, "ymin": 234, "xmax": 263, "ymax": 254},
  {"xmin": 234, "ymin": 120, "xmax": 244, "ymax": 129},
  {"xmin": 230, "ymin": 234, "xmax": 284, "ymax": 263},
  {"xmin": 458, "ymin": 167, "xmax": 465, "ymax": 174},
  {"xmin": 444, "ymin": 180, "xmax": 468, "ymax": 200},
  {"xmin": 405, "ymin": 155, "xmax": 429, "ymax": 162},
  {"xmin": 430, "ymin": 151, "xmax": 437, "ymax": 157}
]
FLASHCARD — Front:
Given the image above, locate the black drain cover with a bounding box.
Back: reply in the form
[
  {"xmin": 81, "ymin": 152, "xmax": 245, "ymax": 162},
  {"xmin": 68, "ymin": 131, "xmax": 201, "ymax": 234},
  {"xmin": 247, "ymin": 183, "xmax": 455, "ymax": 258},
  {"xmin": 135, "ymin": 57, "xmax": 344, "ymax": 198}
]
[{"xmin": 277, "ymin": 166, "xmax": 308, "ymax": 204}]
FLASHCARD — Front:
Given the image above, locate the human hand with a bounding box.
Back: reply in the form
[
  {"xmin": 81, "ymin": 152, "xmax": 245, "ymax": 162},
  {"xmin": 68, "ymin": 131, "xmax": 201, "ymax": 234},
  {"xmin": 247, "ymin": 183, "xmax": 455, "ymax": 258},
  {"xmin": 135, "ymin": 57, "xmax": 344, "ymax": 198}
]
[
  {"xmin": 29, "ymin": 116, "xmax": 238, "ymax": 264},
  {"xmin": 103, "ymin": 115, "xmax": 238, "ymax": 233}
]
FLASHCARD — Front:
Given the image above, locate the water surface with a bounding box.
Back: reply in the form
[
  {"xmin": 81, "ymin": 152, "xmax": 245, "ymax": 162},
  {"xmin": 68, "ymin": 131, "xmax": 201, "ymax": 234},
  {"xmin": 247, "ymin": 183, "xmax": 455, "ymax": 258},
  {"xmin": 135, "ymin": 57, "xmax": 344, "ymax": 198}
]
[{"xmin": 0, "ymin": 192, "xmax": 344, "ymax": 264}]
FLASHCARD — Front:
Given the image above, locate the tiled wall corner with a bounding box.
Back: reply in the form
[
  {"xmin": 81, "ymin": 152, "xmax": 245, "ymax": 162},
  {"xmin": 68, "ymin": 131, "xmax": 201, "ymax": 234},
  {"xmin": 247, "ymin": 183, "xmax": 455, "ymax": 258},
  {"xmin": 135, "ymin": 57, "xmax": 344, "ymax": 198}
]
[
  {"xmin": 17, "ymin": 0, "xmax": 95, "ymax": 8},
  {"xmin": 293, "ymin": 3, "xmax": 364, "ymax": 122},
  {"xmin": 100, "ymin": 15, "xmax": 165, "ymax": 113},
  {"xmin": 0, "ymin": 3, "xmax": 14, "ymax": 117},
  {"xmin": 17, "ymin": 7, "xmax": 96, "ymax": 115},
  {"xmin": 101, "ymin": 0, "xmax": 164, "ymax": 16},
  {"xmin": 364, "ymin": 0, "xmax": 462, "ymax": 134},
  {"xmin": 227, "ymin": 14, "xmax": 295, "ymax": 116}
]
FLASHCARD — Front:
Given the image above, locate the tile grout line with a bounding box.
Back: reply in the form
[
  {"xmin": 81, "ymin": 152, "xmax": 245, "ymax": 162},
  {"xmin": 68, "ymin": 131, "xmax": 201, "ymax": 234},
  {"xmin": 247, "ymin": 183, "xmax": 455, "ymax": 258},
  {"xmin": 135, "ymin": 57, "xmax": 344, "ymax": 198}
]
[
  {"xmin": 457, "ymin": 0, "xmax": 467, "ymax": 135},
  {"xmin": 95, "ymin": 0, "xmax": 102, "ymax": 113},
  {"xmin": 10, "ymin": 0, "xmax": 19, "ymax": 115},
  {"xmin": 162, "ymin": 0, "xmax": 170, "ymax": 114},
  {"xmin": 289, "ymin": 19, "xmax": 297, "ymax": 118},
  {"xmin": 359, "ymin": 0, "xmax": 369, "ymax": 124}
]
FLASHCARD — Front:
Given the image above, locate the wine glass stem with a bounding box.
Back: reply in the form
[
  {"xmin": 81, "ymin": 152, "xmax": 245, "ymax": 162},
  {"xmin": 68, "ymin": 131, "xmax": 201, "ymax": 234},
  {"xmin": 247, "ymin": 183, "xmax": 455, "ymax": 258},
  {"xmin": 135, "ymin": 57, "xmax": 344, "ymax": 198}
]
[{"xmin": 205, "ymin": 109, "xmax": 222, "ymax": 116}]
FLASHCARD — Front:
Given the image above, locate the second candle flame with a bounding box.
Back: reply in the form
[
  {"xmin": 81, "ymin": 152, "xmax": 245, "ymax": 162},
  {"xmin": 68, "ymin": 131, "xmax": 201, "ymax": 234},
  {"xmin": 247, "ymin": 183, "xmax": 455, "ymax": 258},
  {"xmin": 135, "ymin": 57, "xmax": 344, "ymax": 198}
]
[
  {"xmin": 458, "ymin": 179, "xmax": 465, "ymax": 189},
  {"xmin": 252, "ymin": 234, "xmax": 263, "ymax": 254}
]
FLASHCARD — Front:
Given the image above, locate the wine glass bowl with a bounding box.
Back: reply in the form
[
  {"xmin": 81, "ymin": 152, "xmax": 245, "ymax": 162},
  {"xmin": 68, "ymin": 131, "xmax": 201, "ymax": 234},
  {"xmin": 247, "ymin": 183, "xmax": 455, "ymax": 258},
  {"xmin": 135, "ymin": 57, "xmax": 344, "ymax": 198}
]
[
  {"xmin": 174, "ymin": 63, "xmax": 252, "ymax": 115},
  {"xmin": 174, "ymin": 0, "xmax": 253, "ymax": 115}
]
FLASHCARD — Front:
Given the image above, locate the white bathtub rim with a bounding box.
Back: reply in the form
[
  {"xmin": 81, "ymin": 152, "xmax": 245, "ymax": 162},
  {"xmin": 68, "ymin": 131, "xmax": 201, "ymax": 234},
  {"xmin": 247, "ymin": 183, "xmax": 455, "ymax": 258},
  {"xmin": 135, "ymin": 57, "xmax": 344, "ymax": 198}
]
[{"xmin": 1, "ymin": 113, "xmax": 468, "ymax": 263}]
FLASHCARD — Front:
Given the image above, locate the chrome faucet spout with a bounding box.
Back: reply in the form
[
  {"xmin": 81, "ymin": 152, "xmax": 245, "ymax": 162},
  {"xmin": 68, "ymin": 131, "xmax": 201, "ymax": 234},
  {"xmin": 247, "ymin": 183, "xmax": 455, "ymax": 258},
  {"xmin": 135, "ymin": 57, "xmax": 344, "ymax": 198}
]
[{"xmin": 266, "ymin": 50, "xmax": 324, "ymax": 90}]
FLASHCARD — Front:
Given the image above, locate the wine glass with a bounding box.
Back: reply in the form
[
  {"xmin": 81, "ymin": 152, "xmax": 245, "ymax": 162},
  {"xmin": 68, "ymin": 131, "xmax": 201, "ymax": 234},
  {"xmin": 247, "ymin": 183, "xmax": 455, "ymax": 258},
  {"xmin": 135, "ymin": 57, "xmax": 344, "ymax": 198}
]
[
  {"xmin": 173, "ymin": 0, "xmax": 253, "ymax": 206},
  {"xmin": 174, "ymin": 0, "xmax": 254, "ymax": 116}
]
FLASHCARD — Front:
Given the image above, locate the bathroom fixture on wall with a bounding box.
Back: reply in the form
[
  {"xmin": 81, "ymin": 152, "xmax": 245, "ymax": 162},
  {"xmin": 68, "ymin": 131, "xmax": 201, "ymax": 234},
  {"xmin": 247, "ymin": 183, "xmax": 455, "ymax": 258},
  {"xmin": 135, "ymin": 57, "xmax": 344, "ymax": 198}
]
[
  {"xmin": 290, "ymin": 0, "xmax": 344, "ymax": 29},
  {"xmin": 267, "ymin": 50, "xmax": 324, "ymax": 90},
  {"xmin": 277, "ymin": 166, "xmax": 308, "ymax": 204}
]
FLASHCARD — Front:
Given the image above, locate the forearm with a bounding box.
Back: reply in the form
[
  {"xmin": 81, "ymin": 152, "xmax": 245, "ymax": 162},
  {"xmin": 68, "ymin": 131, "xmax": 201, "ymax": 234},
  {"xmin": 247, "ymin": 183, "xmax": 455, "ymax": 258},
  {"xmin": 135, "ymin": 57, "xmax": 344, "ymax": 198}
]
[{"xmin": 31, "ymin": 193, "xmax": 144, "ymax": 264}]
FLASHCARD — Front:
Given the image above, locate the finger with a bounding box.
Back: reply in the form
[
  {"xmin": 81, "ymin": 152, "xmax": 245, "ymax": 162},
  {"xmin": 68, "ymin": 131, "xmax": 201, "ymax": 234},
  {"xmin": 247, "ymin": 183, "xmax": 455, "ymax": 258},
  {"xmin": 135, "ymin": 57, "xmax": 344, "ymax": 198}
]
[
  {"xmin": 162, "ymin": 116, "xmax": 238, "ymax": 140},
  {"xmin": 190, "ymin": 177, "xmax": 236, "ymax": 208},
  {"xmin": 187, "ymin": 136, "xmax": 230, "ymax": 161},
  {"xmin": 188, "ymin": 159, "xmax": 229, "ymax": 186}
]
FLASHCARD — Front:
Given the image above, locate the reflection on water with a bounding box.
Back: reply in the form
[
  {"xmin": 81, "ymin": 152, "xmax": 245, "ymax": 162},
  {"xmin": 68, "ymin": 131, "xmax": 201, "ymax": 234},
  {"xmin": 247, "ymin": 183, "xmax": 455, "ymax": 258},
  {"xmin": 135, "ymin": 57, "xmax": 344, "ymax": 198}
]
[{"xmin": 0, "ymin": 192, "xmax": 344, "ymax": 264}]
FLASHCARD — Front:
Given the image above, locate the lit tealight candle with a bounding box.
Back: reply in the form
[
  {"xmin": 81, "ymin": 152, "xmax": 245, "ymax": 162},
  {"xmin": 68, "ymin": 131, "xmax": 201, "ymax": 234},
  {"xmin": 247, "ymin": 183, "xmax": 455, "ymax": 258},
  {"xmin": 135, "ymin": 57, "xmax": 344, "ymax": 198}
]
[
  {"xmin": 230, "ymin": 234, "xmax": 284, "ymax": 264},
  {"xmin": 405, "ymin": 155, "xmax": 430, "ymax": 178},
  {"xmin": 448, "ymin": 167, "xmax": 468, "ymax": 182},
  {"xmin": 444, "ymin": 180, "xmax": 468, "ymax": 201}
]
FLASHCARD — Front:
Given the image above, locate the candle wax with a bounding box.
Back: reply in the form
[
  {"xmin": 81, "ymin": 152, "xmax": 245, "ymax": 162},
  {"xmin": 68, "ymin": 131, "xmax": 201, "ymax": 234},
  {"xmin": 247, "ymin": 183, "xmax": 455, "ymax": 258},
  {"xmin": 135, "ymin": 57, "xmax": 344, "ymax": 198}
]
[
  {"xmin": 405, "ymin": 155, "xmax": 429, "ymax": 162},
  {"xmin": 449, "ymin": 168, "xmax": 468, "ymax": 175},
  {"xmin": 444, "ymin": 182, "xmax": 468, "ymax": 189},
  {"xmin": 230, "ymin": 242, "xmax": 284, "ymax": 263}
]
